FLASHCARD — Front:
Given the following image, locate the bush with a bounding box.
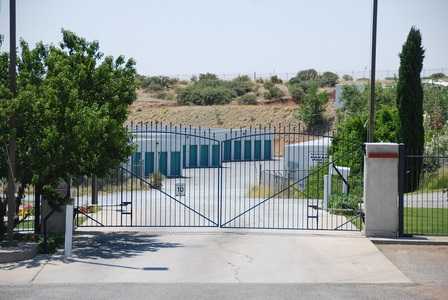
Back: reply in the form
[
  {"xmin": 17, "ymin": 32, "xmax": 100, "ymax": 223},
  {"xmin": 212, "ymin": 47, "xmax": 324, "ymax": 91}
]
[
  {"xmin": 238, "ymin": 93, "xmax": 257, "ymax": 105},
  {"xmin": 270, "ymin": 75, "xmax": 283, "ymax": 84},
  {"xmin": 289, "ymin": 69, "xmax": 319, "ymax": 84},
  {"xmin": 264, "ymin": 85, "xmax": 284, "ymax": 99},
  {"xmin": 319, "ymin": 71, "xmax": 339, "ymax": 87},
  {"xmin": 288, "ymin": 84, "xmax": 305, "ymax": 103},
  {"xmin": 139, "ymin": 76, "xmax": 175, "ymax": 91},
  {"xmin": 429, "ymin": 73, "xmax": 446, "ymax": 80},
  {"xmin": 177, "ymin": 84, "xmax": 235, "ymax": 105},
  {"xmin": 342, "ymin": 74, "xmax": 353, "ymax": 81},
  {"xmin": 329, "ymin": 193, "xmax": 362, "ymax": 212},
  {"xmin": 296, "ymin": 83, "xmax": 328, "ymax": 126},
  {"xmin": 228, "ymin": 75, "xmax": 254, "ymax": 96}
]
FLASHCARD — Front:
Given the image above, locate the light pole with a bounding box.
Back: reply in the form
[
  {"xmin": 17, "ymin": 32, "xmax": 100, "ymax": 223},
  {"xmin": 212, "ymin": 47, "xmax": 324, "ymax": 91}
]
[
  {"xmin": 368, "ymin": 0, "xmax": 378, "ymax": 142},
  {"xmin": 7, "ymin": 0, "xmax": 17, "ymax": 239}
]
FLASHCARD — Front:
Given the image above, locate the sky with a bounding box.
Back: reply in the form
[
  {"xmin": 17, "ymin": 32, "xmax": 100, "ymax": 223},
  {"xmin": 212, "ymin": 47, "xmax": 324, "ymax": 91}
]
[{"xmin": 0, "ymin": 0, "xmax": 447, "ymax": 78}]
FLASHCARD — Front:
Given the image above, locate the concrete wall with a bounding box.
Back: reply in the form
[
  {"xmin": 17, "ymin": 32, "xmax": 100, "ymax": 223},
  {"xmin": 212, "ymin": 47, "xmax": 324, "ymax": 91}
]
[{"xmin": 364, "ymin": 143, "xmax": 399, "ymax": 238}]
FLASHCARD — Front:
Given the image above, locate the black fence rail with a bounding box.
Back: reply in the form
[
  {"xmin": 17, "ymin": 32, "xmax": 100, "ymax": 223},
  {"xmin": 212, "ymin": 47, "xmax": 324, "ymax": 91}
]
[
  {"xmin": 1, "ymin": 184, "xmax": 37, "ymax": 233},
  {"xmin": 402, "ymin": 155, "xmax": 448, "ymax": 236},
  {"xmin": 74, "ymin": 123, "xmax": 364, "ymax": 231}
]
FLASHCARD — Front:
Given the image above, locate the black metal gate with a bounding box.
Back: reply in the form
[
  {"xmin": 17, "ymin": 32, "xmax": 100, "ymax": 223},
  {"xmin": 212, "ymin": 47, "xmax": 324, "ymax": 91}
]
[{"xmin": 75, "ymin": 124, "xmax": 363, "ymax": 231}]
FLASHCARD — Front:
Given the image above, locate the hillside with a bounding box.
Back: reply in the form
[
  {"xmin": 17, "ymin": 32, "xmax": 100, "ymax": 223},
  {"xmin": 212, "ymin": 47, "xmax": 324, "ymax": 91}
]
[{"xmin": 128, "ymin": 95, "xmax": 335, "ymax": 129}]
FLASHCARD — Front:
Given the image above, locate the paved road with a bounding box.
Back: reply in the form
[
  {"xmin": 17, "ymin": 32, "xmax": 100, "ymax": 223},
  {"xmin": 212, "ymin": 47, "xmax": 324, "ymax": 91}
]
[
  {"xmin": 0, "ymin": 282, "xmax": 427, "ymax": 300},
  {"xmin": 0, "ymin": 230, "xmax": 407, "ymax": 284},
  {"xmin": 3, "ymin": 231, "xmax": 448, "ymax": 299}
]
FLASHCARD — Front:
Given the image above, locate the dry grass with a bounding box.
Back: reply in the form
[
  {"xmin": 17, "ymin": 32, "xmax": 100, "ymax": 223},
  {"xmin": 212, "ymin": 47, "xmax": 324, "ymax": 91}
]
[{"xmin": 128, "ymin": 103, "xmax": 304, "ymax": 128}]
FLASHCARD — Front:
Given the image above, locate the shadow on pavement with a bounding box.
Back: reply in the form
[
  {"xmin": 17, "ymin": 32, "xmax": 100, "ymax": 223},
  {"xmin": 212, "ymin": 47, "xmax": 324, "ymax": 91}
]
[{"xmin": 1, "ymin": 231, "xmax": 182, "ymax": 271}]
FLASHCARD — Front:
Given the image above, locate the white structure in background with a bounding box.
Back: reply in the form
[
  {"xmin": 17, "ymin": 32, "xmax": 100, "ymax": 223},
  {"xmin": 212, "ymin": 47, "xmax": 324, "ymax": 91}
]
[
  {"xmin": 323, "ymin": 161, "xmax": 350, "ymax": 210},
  {"xmin": 283, "ymin": 137, "xmax": 331, "ymax": 189}
]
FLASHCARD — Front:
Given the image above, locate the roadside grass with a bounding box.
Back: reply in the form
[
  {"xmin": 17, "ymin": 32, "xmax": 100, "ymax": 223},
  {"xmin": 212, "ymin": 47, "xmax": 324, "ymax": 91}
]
[{"xmin": 404, "ymin": 207, "xmax": 448, "ymax": 235}]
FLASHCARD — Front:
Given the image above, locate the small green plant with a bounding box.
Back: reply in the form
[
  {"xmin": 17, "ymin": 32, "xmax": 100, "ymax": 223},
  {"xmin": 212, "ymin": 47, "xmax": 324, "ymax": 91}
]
[
  {"xmin": 150, "ymin": 172, "xmax": 164, "ymax": 189},
  {"xmin": 263, "ymin": 82, "xmax": 284, "ymax": 99},
  {"xmin": 296, "ymin": 83, "xmax": 328, "ymax": 126},
  {"xmin": 328, "ymin": 193, "xmax": 361, "ymax": 212}
]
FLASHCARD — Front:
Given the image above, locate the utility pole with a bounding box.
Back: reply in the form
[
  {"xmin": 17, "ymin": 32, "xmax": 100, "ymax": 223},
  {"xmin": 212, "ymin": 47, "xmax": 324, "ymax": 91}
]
[
  {"xmin": 7, "ymin": 0, "xmax": 17, "ymax": 239},
  {"xmin": 368, "ymin": 0, "xmax": 378, "ymax": 142}
]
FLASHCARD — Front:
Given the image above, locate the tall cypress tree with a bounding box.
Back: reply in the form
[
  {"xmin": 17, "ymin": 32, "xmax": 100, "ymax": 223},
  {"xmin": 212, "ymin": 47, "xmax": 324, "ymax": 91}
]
[{"xmin": 396, "ymin": 27, "xmax": 425, "ymax": 192}]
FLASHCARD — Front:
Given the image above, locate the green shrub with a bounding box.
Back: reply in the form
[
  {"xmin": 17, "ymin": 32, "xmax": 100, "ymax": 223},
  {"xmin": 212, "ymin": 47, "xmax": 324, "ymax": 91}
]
[
  {"xmin": 263, "ymin": 82, "xmax": 284, "ymax": 99},
  {"xmin": 296, "ymin": 83, "xmax": 328, "ymax": 126},
  {"xmin": 329, "ymin": 193, "xmax": 362, "ymax": 212},
  {"xmin": 289, "ymin": 69, "xmax": 319, "ymax": 84},
  {"xmin": 177, "ymin": 85, "xmax": 235, "ymax": 105},
  {"xmin": 288, "ymin": 84, "xmax": 305, "ymax": 103},
  {"xmin": 342, "ymin": 74, "xmax": 353, "ymax": 81},
  {"xmin": 228, "ymin": 75, "xmax": 254, "ymax": 96},
  {"xmin": 238, "ymin": 93, "xmax": 257, "ymax": 105},
  {"xmin": 319, "ymin": 71, "xmax": 339, "ymax": 87},
  {"xmin": 270, "ymin": 75, "xmax": 283, "ymax": 84}
]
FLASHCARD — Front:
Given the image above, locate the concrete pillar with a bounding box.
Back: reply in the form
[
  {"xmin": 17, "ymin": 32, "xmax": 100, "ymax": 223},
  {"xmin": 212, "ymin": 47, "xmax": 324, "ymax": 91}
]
[
  {"xmin": 42, "ymin": 181, "xmax": 71, "ymax": 234},
  {"xmin": 364, "ymin": 143, "xmax": 399, "ymax": 238}
]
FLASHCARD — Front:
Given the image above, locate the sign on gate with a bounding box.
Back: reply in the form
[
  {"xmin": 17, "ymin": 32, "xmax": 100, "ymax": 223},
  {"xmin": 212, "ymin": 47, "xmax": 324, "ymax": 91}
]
[{"xmin": 175, "ymin": 183, "xmax": 186, "ymax": 196}]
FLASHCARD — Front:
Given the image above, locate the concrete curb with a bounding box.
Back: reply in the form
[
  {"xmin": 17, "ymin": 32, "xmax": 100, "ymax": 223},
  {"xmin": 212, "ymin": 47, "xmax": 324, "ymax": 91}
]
[
  {"xmin": 370, "ymin": 236, "xmax": 448, "ymax": 246},
  {"xmin": 0, "ymin": 242, "xmax": 38, "ymax": 263}
]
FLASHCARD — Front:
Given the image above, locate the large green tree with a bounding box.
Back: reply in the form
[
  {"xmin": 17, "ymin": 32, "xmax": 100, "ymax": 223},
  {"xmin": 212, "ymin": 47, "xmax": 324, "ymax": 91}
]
[
  {"xmin": 0, "ymin": 30, "xmax": 136, "ymax": 237},
  {"xmin": 396, "ymin": 27, "xmax": 425, "ymax": 191}
]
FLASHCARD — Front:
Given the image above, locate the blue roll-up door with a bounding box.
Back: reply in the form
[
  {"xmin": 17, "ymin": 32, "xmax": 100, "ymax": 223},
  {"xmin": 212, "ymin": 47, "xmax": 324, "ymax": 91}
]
[
  {"xmin": 264, "ymin": 140, "xmax": 272, "ymax": 160},
  {"xmin": 223, "ymin": 140, "xmax": 231, "ymax": 161},
  {"xmin": 182, "ymin": 145, "xmax": 187, "ymax": 168},
  {"xmin": 144, "ymin": 152, "xmax": 154, "ymax": 177},
  {"xmin": 234, "ymin": 141, "xmax": 242, "ymax": 161},
  {"xmin": 211, "ymin": 144, "xmax": 220, "ymax": 167},
  {"xmin": 170, "ymin": 151, "xmax": 181, "ymax": 177},
  {"xmin": 131, "ymin": 152, "xmax": 142, "ymax": 175},
  {"xmin": 189, "ymin": 145, "xmax": 198, "ymax": 167},
  {"xmin": 159, "ymin": 152, "xmax": 168, "ymax": 175},
  {"xmin": 254, "ymin": 140, "xmax": 262, "ymax": 160},
  {"xmin": 244, "ymin": 140, "xmax": 252, "ymax": 161},
  {"xmin": 200, "ymin": 144, "xmax": 209, "ymax": 167}
]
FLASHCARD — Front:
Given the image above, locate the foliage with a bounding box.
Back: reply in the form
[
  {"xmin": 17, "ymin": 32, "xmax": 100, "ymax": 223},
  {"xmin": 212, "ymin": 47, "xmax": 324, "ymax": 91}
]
[
  {"xmin": 177, "ymin": 84, "xmax": 235, "ymax": 105},
  {"xmin": 0, "ymin": 30, "xmax": 136, "ymax": 238},
  {"xmin": 177, "ymin": 73, "xmax": 254, "ymax": 105},
  {"xmin": 289, "ymin": 69, "xmax": 319, "ymax": 84},
  {"xmin": 340, "ymin": 84, "xmax": 367, "ymax": 115},
  {"xmin": 288, "ymin": 83, "xmax": 305, "ymax": 103},
  {"xmin": 329, "ymin": 193, "xmax": 362, "ymax": 212},
  {"xmin": 296, "ymin": 83, "xmax": 328, "ymax": 126},
  {"xmin": 138, "ymin": 75, "xmax": 176, "ymax": 91},
  {"xmin": 429, "ymin": 72, "xmax": 446, "ymax": 80},
  {"xmin": 331, "ymin": 105, "xmax": 400, "ymax": 176},
  {"xmin": 270, "ymin": 75, "xmax": 283, "ymax": 84},
  {"xmin": 319, "ymin": 71, "xmax": 339, "ymax": 87},
  {"xmin": 396, "ymin": 27, "xmax": 425, "ymax": 192},
  {"xmin": 342, "ymin": 74, "xmax": 353, "ymax": 81},
  {"xmin": 263, "ymin": 81, "xmax": 284, "ymax": 99},
  {"xmin": 228, "ymin": 75, "xmax": 254, "ymax": 96},
  {"xmin": 238, "ymin": 92, "xmax": 257, "ymax": 105}
]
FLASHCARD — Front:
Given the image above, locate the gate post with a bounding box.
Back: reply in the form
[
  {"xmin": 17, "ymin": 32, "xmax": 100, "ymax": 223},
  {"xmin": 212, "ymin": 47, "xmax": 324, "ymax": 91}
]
[
  {"xmin": 398, "ymin": 144, "xmax": 405, "ymax": 237},
  {"xmin": 364, "ymin": 143, "xmax": 399, "ymax": 238}
]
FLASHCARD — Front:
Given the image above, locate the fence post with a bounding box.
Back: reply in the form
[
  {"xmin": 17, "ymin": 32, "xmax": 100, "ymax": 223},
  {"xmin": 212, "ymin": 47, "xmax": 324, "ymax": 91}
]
[
  {"xmin": 64, "ymin": 203, "xmax": 74, "ymax": 257},
  {"xmin": 398, "ymin": 144, "xmax": 405, "ymax": 237}
]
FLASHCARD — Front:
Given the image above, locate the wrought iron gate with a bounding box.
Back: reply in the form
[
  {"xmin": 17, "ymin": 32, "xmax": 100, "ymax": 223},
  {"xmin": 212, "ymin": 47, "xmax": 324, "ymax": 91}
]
[{"xmin": 75, "ymin": 124, "xmax": 363, "ymax": 231}]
